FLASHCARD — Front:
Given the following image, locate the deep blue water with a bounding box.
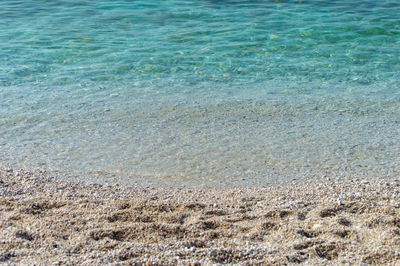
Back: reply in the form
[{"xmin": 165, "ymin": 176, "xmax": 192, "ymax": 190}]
[{"xmin": 1, "ymin": 0, "xmax": 400, "ymax": 187}]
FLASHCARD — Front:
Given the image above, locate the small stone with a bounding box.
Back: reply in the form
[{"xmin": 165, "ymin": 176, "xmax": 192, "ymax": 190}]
[
  {"xmin": 337, "ymin": 217, "xmax": 351, "ymax": 227},
  {"xmin": 313, "ymin": 224, "xmax": 323, "ymax": 230}
]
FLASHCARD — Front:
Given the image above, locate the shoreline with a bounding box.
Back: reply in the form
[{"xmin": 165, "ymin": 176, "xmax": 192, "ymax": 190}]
[{"xmin": 1, "ymin": 168, "xmax": 400, "ymax": 264}]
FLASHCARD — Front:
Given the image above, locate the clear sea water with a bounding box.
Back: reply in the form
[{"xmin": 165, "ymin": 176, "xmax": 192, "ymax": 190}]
[{"xmin": 1, "ymin": 0, "xmax": 400, "ymax": 187}]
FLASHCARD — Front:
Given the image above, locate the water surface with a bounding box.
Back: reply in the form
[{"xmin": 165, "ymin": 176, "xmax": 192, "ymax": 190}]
[{"xmin": 1, "ymin": 0, "xmax": 400, "ymax": 187}]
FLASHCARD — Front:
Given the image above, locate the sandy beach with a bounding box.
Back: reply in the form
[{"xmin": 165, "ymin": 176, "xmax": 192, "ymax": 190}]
[{"xmin": 1, "ymin": 168, "xmax": 400, "ymax": 265}]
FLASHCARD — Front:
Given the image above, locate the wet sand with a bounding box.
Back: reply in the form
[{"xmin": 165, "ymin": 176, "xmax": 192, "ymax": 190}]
[{"xmin": 1, "ymin": 168, "xmax": 400, "ymax": 265}]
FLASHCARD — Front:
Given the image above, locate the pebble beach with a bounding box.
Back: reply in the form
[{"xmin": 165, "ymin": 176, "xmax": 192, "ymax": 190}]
[
  {"xmin": 1, "ymin": 168, "xmax": 400, "ymax": 265},
  {"xmin": 2, "ymin": 0, "xmax": 400, "ymax": 265}
]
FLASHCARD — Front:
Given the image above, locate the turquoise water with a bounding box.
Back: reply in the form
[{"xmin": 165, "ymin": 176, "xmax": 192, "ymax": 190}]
[{"xmin": 1, "ymin": 0, "xmax": 400, "ymax": 187}]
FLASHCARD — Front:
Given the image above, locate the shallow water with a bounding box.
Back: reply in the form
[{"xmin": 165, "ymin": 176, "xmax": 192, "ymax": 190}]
[{"xmin": 1, "ymin": 0, "xmax": 400, "ymax": 187}]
